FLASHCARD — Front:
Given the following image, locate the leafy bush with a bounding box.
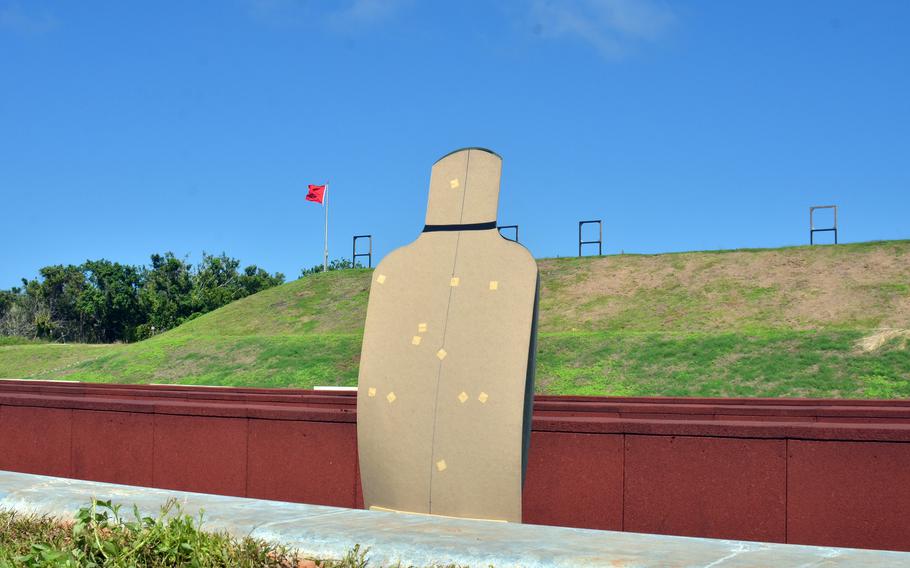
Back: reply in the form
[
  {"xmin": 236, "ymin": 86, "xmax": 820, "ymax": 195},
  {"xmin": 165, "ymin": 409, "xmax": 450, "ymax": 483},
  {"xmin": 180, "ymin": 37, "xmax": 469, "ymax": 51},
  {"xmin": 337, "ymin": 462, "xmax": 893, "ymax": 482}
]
[
  {"xmin": 0, "ymin": 253, "xmax": 285, "ymax": 344},
  {"xmin": 299, "ymin": 258, "xmax": 363, "ymax": 278},
  {"xmin": 0, "ymin": 498, "xmax": 472, "ymax": 567},
  {"xmin": 0, "ymin": 499, "xmax": 322, "ymax": 567}
]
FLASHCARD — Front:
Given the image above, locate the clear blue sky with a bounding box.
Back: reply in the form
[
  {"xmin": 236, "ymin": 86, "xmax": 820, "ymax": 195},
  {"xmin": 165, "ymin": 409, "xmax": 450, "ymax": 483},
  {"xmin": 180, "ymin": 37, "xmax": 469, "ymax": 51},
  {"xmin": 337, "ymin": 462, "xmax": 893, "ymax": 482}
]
[{"xmin": 2, "ymin": 1, "xmax": 908, "ymax": 288}]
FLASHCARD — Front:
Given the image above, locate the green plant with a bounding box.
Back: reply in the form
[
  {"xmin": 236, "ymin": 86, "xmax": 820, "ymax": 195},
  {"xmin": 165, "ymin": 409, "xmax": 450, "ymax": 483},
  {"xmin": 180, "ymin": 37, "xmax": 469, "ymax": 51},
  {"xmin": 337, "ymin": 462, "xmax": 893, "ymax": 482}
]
[
  {"xmin": 0, "ymin": 500, "xmax": 472, "ymax": 567},
  {"xmin": 299, "ymin": 258, "xmax": 363, "ymax": 278},
  {"xmin": 1, "ymin": 499, "xmax": 304, "ymax": 567}
]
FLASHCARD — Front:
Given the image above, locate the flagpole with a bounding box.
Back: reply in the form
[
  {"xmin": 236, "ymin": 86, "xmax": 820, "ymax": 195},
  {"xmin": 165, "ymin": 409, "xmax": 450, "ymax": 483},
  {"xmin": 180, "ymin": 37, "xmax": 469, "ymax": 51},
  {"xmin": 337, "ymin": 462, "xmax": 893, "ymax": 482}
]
[{"xmin": 323, "ymin": 181, "xmax": 329, "ymax": 273}]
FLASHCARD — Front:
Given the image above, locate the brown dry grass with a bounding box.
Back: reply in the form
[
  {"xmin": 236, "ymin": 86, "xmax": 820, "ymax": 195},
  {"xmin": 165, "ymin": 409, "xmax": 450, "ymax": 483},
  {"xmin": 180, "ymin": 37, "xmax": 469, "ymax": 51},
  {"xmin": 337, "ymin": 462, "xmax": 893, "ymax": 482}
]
[
  {"xmin": 538, "ymin": 241, "xmax": 910, "ymax": 332},
  {"xmin": 856, "ymin": 329, "xmax": 910, "ymax": 352}
]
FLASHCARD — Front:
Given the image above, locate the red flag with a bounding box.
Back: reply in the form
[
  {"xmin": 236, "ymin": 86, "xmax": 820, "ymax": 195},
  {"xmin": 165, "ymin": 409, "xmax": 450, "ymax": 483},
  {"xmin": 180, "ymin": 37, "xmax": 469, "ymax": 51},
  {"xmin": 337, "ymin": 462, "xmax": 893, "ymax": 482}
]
[{"xmin": 306, "ymin": 184, "xmax": 326, "ymax": 204}]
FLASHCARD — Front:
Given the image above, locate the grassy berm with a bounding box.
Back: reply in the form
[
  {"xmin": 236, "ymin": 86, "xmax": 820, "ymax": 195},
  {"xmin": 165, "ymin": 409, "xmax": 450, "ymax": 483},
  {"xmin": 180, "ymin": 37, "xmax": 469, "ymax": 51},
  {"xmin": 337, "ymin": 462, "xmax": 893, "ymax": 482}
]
[{"xmin": 2, "ymin": 240, "xmax": 909, "ymax": 398}]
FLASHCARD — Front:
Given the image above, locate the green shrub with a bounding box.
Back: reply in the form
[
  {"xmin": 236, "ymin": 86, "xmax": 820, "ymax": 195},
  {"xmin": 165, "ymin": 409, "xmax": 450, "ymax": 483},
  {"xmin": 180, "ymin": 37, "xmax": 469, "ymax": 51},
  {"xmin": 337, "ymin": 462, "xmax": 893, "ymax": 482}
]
[{"xmin": 0, "ymin": 499, "xmax": 319, "ymax": 567}]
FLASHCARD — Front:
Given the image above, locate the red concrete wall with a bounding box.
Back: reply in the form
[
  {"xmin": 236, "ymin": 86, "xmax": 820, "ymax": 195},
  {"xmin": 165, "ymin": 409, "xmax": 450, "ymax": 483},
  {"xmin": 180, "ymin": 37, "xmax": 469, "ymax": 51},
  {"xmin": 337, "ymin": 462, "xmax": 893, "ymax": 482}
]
[
  {"xmin": 623, "ymin": 435, "xmax": 787, "ymax": 542},
  {"xmin": 1, "ymin": 380, "xmax": 909, "ymax": 551}
]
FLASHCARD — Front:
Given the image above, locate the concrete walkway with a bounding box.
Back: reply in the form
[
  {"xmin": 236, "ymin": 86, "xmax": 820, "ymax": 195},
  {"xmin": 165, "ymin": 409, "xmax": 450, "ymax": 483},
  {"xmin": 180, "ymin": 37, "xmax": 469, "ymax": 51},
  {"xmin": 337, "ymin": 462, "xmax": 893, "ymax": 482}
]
[{"xmin": 1, "ymin": 470, "xmax": 907, "ymax": 567}]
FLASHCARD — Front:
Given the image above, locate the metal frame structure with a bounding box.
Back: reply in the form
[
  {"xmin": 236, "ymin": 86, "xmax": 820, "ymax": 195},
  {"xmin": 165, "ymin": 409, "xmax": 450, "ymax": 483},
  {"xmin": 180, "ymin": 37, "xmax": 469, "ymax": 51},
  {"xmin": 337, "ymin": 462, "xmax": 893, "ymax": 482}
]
[
  {"xmin": 352, "ymin": 234, "xmax": 373, "ymax": 268},
  {"xmin": 578, "ymin": 220, "xmax": 603, "ymax": 257},
  {"xmin": 498, "ymin": 225, "xmax": 519, "ymax": 243},
  {"xmin": 809, "ymin": 205, "xmax": 838, "ymax": 245}
]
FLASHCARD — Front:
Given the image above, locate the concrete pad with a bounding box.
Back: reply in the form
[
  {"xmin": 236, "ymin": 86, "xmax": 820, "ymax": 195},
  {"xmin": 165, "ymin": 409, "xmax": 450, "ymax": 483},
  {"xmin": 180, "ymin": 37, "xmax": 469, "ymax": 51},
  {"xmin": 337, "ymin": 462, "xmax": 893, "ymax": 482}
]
[{"xmin": 1, "ymin": 470, "xmax": 908, "ymax": 567}]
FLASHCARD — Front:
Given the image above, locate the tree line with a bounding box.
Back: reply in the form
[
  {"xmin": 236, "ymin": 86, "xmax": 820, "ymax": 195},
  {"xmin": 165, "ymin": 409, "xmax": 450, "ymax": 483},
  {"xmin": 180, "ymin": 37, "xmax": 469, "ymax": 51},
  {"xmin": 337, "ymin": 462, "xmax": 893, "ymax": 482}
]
[{"xmin": 0, "ymin": 253, "xmax": 285, "ymax": 344}]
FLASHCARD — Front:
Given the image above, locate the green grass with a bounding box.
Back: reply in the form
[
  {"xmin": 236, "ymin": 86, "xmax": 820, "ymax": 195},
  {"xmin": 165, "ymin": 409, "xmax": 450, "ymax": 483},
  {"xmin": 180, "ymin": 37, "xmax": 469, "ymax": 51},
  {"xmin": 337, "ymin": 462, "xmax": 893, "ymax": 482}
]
[
  {"xmin": 536, "ymin": 330, "xmax": 910, "ymax": 398},
  {"xmin": 2, "ymin": 240, "xmax": 909, "ymax": 398},
  {"xmin": 0, "ymin": 337, "xmax": 42, "ymax": 347},
  {"xmin": 0, "ymin": 344, "xmax": 122, "ymax": 380},
  {"xmin": 49, "ymin": 334, "xmax": 363, "ymax": 388}
]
